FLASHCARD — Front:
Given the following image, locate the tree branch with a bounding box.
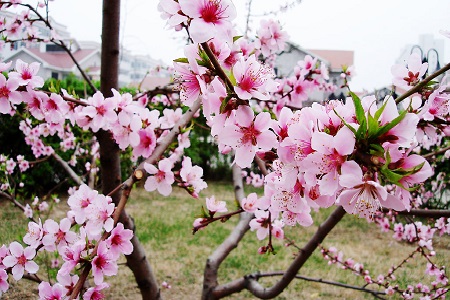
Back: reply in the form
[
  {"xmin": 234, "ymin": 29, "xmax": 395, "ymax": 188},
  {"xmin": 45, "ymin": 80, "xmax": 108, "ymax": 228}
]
[
  {"xmin": 383, "ymin": 208, "xmax": 450, "ymax": 218},
  {"xmin": 51, "ymin": 152, "xmax": 83, "ymax": 186},
  {"xmin": 201, "ymin": 42, "xmax": 235, "ymax": 92},
  {"xmin": 0, "ymin": 191, "xmax": 38, "ymax": 223},
  {"xmin": 211, "ymin": 206, "xmax": 346, "ymax": 299},
  {"xmin": 395, "ymin": 62, "xmax": 450, "ymax": 104},
  {"xmin": 256, "ymin": 272, "xmax": 386, "ymax": 298},
  {"xmin": 423, "ymin": 145, "xmax": 450, "ymax": 159},
  {"xmin": 55, "ymin": 40, "xmax": 98, "ymax": 93}
]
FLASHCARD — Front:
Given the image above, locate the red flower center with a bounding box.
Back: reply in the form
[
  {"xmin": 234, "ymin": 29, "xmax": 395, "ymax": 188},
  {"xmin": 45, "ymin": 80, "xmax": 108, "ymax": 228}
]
[
  {"xmin": 0, "ymin": 86, "xmax": 10, "ymax": 98},
  {"xmin": 240, "ymin": 124, "xmax": 260, "ymax": 146},
  {"xmin": 200, "ymin": 1, "xmax": 223, "ymax": 23},
  {"xmin": 22, "ymin": 70, "xmax": 32, "ymax": 80}
]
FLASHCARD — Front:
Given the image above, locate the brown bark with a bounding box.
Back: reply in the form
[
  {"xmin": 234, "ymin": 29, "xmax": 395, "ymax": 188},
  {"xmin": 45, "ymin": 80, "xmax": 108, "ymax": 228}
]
[
  {"xmin": 98, "ymin": 1, "xmax": 161, "ymax": 299},
  {"xmin": 210, "ymin": 206, "xmax": 346, "ymax": 299}
]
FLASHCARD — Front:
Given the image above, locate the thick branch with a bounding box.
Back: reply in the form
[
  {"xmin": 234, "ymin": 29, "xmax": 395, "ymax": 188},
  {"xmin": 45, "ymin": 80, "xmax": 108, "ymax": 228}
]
[
  {"xmin": 51, "ymin": 152, "xmax": 83, "ymax": 186},
  {"xmin": 212, "ymin": 206, "xmax": 346, "ymax": 299}
]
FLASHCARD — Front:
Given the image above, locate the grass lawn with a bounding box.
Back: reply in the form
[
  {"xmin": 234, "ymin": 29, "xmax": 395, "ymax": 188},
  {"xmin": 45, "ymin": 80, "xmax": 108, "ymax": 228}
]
[{"xmin": 1, "ymin": 182, "xmax": 449, "ymax": 299}]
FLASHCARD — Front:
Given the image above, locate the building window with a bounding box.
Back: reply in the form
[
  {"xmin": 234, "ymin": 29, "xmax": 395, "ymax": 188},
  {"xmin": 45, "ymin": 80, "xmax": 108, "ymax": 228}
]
[
  {"xmin": 51, "ymin": 72, "xmax": 59, "ymax": 79},
  {"xmin": 46, "ymin": 44, "xmax": 64, "ymax": 52}
]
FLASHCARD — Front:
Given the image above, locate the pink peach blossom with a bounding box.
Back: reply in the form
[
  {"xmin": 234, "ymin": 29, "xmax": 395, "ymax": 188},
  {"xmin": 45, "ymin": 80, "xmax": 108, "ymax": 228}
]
[
  {"xmin": 91, "ymin": 241, "xmax": 118, "ymax": 285},
  {"xmin": 8, "ymin": 59, "xmax": 44, "ymax": 88},
  {"xmin": 219, "ymin": 105, "xmax": 277, "ymax": 168},
  {"xmin": 3, "ymin": 241, "xmax": 39, "ymax": 280},
  {"xmin": 144, "ymin": 159, "xmax": 175, "ymax": 196},
  {"xmin": 179, "ymin": 0, "xmax": 236, "ymax": 43}
]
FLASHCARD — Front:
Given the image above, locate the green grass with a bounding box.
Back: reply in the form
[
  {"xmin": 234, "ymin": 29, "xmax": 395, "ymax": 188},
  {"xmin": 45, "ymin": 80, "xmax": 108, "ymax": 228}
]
[
  {"xmin": 0, "ymin": 201, "xmax": 29, "ymax": 245},
  {"xmin": 2, "ymin": 183, "xmax": 450, "ymax": 299}
]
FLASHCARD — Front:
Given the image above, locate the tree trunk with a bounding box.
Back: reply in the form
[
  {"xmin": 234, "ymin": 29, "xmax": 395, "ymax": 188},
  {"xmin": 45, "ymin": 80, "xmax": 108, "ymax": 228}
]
[{"xmin": 99, "ymin": 1, "xmax": 161, "ymax": 299}]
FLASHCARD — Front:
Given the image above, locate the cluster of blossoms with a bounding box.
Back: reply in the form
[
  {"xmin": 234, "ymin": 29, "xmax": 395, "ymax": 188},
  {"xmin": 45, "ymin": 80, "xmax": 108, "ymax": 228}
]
[
  {"xmin": 242, "ymin": 169, "xmax": 265, "ymax": 188},
  {"xmin": 272, "ymin": 54, "xmax": 336, "ymax": 109},
  {"xmin": 375, "ymin": 213, "xmax": 450, "ymax": 254},
  {"xmin": 157, "ymin": 0, "xmax": 450, "ymax": 248},
  {"xmin": 0, "ymin": 57, "xmax": 208, "ymax": 194},
  {"xmin": 0, "ymin": 154, "xmax": 30, "ymax": 191},
  {"xmin": 0, "ymin": 154, "xmax": 30, "ymax": 175},
  {"xmin": 23, "ymin": 195, "xmax": 59, "ymax": 219},
  {"xmin": 321, "ymin": 245, "xmax": 448, "ymax": 299},
  {"xmin": 0, "ymin": 184, "xmax": 134, "ymax": 298}
]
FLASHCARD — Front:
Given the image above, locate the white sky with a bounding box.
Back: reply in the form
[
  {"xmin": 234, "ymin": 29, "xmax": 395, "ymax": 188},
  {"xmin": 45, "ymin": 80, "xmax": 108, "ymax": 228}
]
[{"xmin": 45, "ymin": 0, "xmax": 450, "ymax": 92}]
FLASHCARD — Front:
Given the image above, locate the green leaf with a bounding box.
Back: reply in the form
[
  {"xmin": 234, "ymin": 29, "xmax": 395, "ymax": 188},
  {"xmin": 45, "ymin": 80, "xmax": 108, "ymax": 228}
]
[
  {"xmin": 374, "ymin": 98, "xmax": 389, "ymax": 120},
  {"xmin": 369, "ymin": 143, "xmax": 385, "ymax": 156},
  {"xmin": 391, "ymin": 161, "xmax": 425, "ymax": 176},
  {"xmin": 49, "ymin": 80, "xmax": 59, "ymax": 93},
  {"xmin": 350, "ymin": 91, "xmax": 366, "ymax": 127},
  {"xmin": 199, "ymin": 206, "xmax": 209, "ymax": 218},
  {"xmin": 376, "ymin": 109, "xmax": 407, "ymax": 137},
  {"xmin": 381, "ymin": 166, "xmax": 404, "ymax": 184},
  {"xmin": 367, "ymin": 113, "xmax": 380, "ymax": 138},
  {"xmin": 333, "ymin": 109, "xmax": 357, "ymax": 135},
  {"xmin": 355, "ymin": 117, "xmax": 367, "ymax": 140},
  {"xmin": 227, "ymin": 69, "xmax": 237, "ymax": 86},
  {"xmin": 220, "ymin": 95, "xmax": 233, "ymax": 114},
  {"xmin": 173, "ymin": 57, "xmax": 189, "ymax": 63},
  {"xmin": 233, "ymin": 35, "xmax": 243, "ymax": 42},
  {"xmin": 425, "ymin": 80, "xmax": 437, "ymax": 87},
  {"xmin": 199, "ymin": 50, "xmax": 210, "ymax": 63}
]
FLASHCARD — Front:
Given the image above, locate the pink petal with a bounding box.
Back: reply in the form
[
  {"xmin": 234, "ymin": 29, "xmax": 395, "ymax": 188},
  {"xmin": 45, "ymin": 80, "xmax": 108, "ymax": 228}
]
[
  {"xmin": 337, "ymin": 189, "xmax": 358, "ymax": 213},
  {"xmin": 333, "ymin": 126, "xmax": 355, "ymax": 156},
  {"xmin": 382, "ymin": 194, "xmax": 406, "ymax": 211},
  {"xmin": 25, "ymin": 260, "xmax": 39, "ymax": 274},
  {"xmin": 234, "ymin": 145, "xmax": 255, "ymax": 168},
  {"xmin": 23, "ymin": 246, "xmax": 36, "ymax": 260},
  {"xmin": 2, "ymin": 256, "xmax": 17, "ymax": 268},
  {"xmin": 235, "ymin": 105, "xmax": 254, "ymax": 128},
  {"xmin": 311, "ymin": 132, "xmax": 333, "ymax": 154},
  {"xmin": 256, "ymin": 131, "xmax": 277, "ymax": 151},
  {"xmin": 8, "ymin": 241, "xmax": 23, "ymax": 257},
  {"xmin": 339, "ymin": 161, "xmax": 363, "ymax": 188},
  {"xmin": 12, "ymin": 264, "xmax": 24, "ymax": 280}
]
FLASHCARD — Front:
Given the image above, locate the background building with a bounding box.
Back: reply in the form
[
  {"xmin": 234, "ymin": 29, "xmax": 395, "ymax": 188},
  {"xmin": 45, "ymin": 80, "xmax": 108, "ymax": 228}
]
[
  {"xmin": 276, "ymin": 42, "xmax": 354, "ymax": 102},
  {"xmin": 1, "ymin": 10, "xmax": 171, "ymax": 90}
]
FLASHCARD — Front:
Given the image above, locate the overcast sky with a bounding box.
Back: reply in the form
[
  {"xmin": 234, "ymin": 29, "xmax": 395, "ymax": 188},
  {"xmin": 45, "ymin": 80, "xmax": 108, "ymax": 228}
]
[{"xmin": 45, "ymin": 0, "xmax": 450, "ymax": 92}]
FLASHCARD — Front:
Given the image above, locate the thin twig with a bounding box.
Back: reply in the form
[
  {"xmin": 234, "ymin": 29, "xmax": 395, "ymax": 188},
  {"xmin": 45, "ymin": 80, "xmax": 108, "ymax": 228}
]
[
  {"xmin": 423, "ymin": 145, "xmax": 450, "ymax": 159},
  {"xmin": 201, "ymin": 42, "xmax": 235, "ymax": 92},
  {"xmin": 256, "ymin": 272, "xmax": 386, "ymax": 298},
  {"xmin": 383, "ymin": 208, "xmax": 450, "ymax": 218},
  {"xmin": 0, "ymin": 191, "xmax": 38, "ymax": 223}
]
